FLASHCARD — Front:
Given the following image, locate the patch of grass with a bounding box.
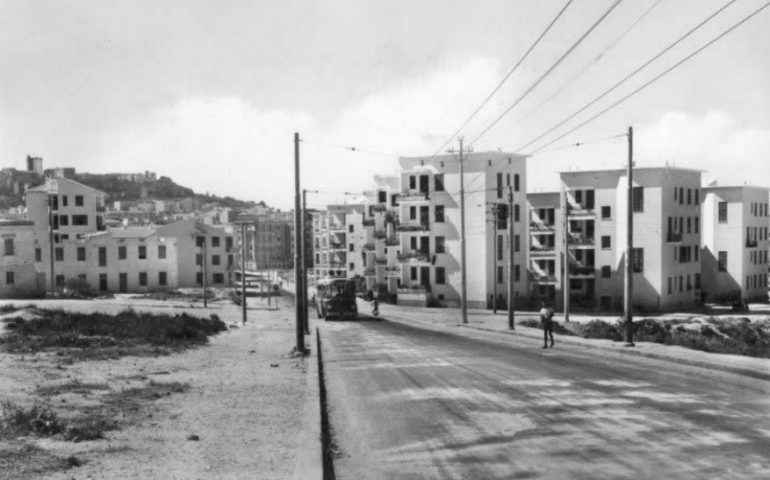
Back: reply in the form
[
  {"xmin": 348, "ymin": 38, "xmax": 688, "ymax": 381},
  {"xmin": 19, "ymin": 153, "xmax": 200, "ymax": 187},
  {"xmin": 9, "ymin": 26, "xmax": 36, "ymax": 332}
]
[
  {"xmin": 36, "ymin": 379, "xmax": 110, "ymax": 397},
  {"xmin": 0, "ymin": 308, "xmax": 226, "ymax": 359},
  {"xmin": 0, "ymin": 444, "xmax": 82, "ymax": 480},
  {"xmin": 569, "ymin": 320, "xmax": 622, "ymax": 341},
  {"xmin": 0, "ymin": 401, "xmax": 64, "ymax": 438},
  {"xmin": 63, "ymin": 414, "xmax": 117, "ymax": 442}
]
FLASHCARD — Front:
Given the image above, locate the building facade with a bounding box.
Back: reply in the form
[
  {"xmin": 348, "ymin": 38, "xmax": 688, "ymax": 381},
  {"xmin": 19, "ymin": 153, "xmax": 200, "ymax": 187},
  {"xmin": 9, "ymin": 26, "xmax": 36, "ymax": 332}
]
[
  {"xmin": 700, "ymin": 186, "xmax": 770, "ymax": 302},
  {"xmin": 0, "ymin": 220, "xmax": 44, "ymax": 298}
]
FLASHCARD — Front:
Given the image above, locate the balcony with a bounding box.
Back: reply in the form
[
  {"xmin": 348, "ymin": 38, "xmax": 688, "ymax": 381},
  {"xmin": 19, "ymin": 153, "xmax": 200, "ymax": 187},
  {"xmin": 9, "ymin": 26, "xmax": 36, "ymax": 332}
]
[
  {"xmin": 362, "ymin": 243, "xmax": 375, "ymax": 251},
  {"xmin": 374, "ymin": 230, "xmax": 387, "ymax": 240},
  {"xmin": 397, "ymin": 251, "xmax": 431, "ymax": 263},
  {"xmin": 396, "ymin": 222, "xmax": 430, "ymax": 232},
  {"xmin": 371, "ymin": 204, "xmax": 388, "ymax": 213},
  {"xmin": 385, "ymin": 236, "xmax": 400, "ymax": 246},
  {"xmin": 384, "ymin": 265, "xmax": 400, "ymax": 276},
  {"xmin": 362, "ymin": 219, "xmax": 375, "ymax": 227},
  {"xmin": 568, "ymin": 233, "xmax": 594, "ymax": 247},
  {"xmin": 567, "ymin": 205, "xmax": 595, "ymax": 219},
  {"xmin": 364, "ymin": 266, "xmax": 376, "ymax": 276},
  {"xmin": 374, "ymin": 257, "xmax": 388, "ymax": 265},
  {"xmin": 529, "ymin": 271, "xmax": 557, "ymax": 283},
  {"xmin": 328, "ymin": 223, "xmax": 346, "ymax": 232},
  {"xmin": 529, "ymin": 222, "xmax": 555, "ymax": 232},
  {"xmin": 667, "ymin": 232, "xmax": 683, "ymax": 243},
  {"xmin": 398, "ymin": 192, "xmax": 430, "ymax": 203},
  {"xmin": 330, "ymin": 242, "xmax": 345, "ymax": 251},
  {"xmin": 569, "ymin": 265, "xmax": 596, "ymax": 277},
  {"xmin": 530, "ymin": 246, "xmax": 555, "ymax": 257}
]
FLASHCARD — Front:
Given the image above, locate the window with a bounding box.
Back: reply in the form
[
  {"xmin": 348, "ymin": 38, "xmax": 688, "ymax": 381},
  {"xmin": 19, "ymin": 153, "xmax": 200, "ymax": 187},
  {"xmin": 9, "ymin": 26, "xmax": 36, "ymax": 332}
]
[
  {"xmin": 409, "ymin": 176, "xmax": 416, "ymax": 189},
  {"xmin": 514, "ymin": 174, "xmax": 520, "ymax": 192},
  {"xmin": 435, "ymin": 267, "xmax": 446, "ymax": 285},
  {"xmin": 575, "ymin": 190, "xmax": 583, "ymax": 203},
  {"xmin": 213, "ymin": 273, "xmax": 225, "ymax": 284},
  {"xmin": 718, "ymin": 251, "xmax": 727, "ymax": 271},
  {"xmin": 679, "ymin": 187, "xmax": 684, "ymax": 205},
  {"xmin": 228, "ymin": 254, "xmax": 234, "ymax": 267},
  {"xmin": 159, "ymin": 272, "xmax": 167, "ymax": 286},
  {"xmin": 410, "ymin": 267, "xmax": 417, "ymax": 281},
  {"xmin": 77, "ymin": 247, "xmax": 86, "ymax": 261},
  {"xmin": 679, "ymin": 275, "xmax": 683, "ymax": 292},
  {"xmin": 391, "ymin": 194, "xmax": 399, "ymax": 207},
  {"xmin": 718, "ymin": 202, "xmax": 728, "ymax": 222},
  {"xmin": 695, "ymin": 189, "xmax": 699, "ymax": 204},
  {"xmin": 55, "ymin": 275, "xmax": 65, "ymax": 287},
  {"xmin": 601, "ymin": 266, "xmax": 611, "ymax": 278},
  {"xmin": 687, "ymin": 217, "xmax": 692, "ymax": 234},
  {"xmin": 515, "ymin": 265, "xmax": 520, "ymax": 282},
  {"xmin": 667, "ymin": 277, "xmax": 672, "ymax": 294},
  {"xmin": 409, "ymin": 206, "xmax": 416, "ymax": 220},
  {"xmin": 98, "ymin": 247, "xmax": 107, "ymax": 267},
  {"xmin": 212, "ymin": 236, "xmax": 220, "ymax": 247},
  {"xmin": 55, "ymin": 247, "xmax": 64, "ymax": 261},
  {"xmin": 434, "ymin": 174, "xmax": 444, "ymax": 192},
  {"xmin": 118, "ymin": 246, "xmax": 127, "ymax": 259},
  {"xmin": 74, "ymin": 195, "xmax": 84, "ymax": 206},
  {"xmin": 434, "ymin": 205, "xmax": 445, "ymax": 223},
  {"xmin": 435, "ymin": 236, "xmax": 445, "ymax": 254},
  {"xmin": 378, "ymin": 191, "xmax": 387, "ymax": 203},
  {"xmin": 138, "ymin": 245, "xmax": 147, "ymax": 259},
  {"xmin": 497, "ymin": 204, "xmax": 508, "ymax": 230},
  {"xmin": 212, "ymin": 255, "xmax": 221, "ymax": 266},
  {"xmin": 158, "ymin": 245, "xmax": 166, "ymax": 259},
  {"xmin": 632, "ymin": 187, "xmax": 644, "ymax": 212},
  {"xmin": 139, "ymin": 272, "xmax": 148, "ymax": 286},
  {"xmin": 62, "ymin": 195, "xmax": 68, "ymax": 207},
  {"xmin": 99, "ymin": 274, "xmax": 108, "ymax": 291},
  {"xmin": 694, "ymin": 247, "xmax": 699, "ymax": 262},
  {"xmin": 226, "ymin": 237, "xmax": 233, "ymax": 250},
  {"xmin": 35, "ymin": 248, "xmax": 42, "ymax": 262},
  {"xmin": 601, "ymin": 236, "xmax": 611, "ymax": 249},
  {"xmin": 497, "ymin": 266, "xmax": 504, "ymax": 284},
  {"xmin": 601, "ymin": 206, "xmax": 611, "ymax": 219},
  {"xmin": 72, "ymin": 215, "xmax": 88, "ymax": 226},
  {"xmin": 59, "ymin": 215, "xmax": 69, "ymax": 226},
  {"xmin": 349, "ymin": 243, "xmax": 354, "ymax": 252},
  {"xmin": 196, "ymin": 253, "xmax": 202, "ymax": 266},
  {"xmin": 585, "ymin": 190, "xmax": 595, "ymax": 210},
  {"xmin": 196, "ymin": 272, "xmax": 203, "ymax": 285},
  {"xmin": 349, "ymin": 262, "xmax": 354, "ymax": 271},
  {"xmin": 514, "ymin": 235, "xmax": 520, "ymax": 252},
  {"xmin": 631, "ymin": 248, "xmax": 644, "ymax": 273},
  {"xmin": 349, "ymin": 224, "xmax": 354, "ymax": 233},
  {"xmin": 3, "ymin": 238, "xmax": 13, "ymax": 256},
  {"xmin": 687, "ymin": 189, "xmax": 692, "ymax": 204},
  {"xmin": 694, "ymin": 217, "xmax": 699, "ymax": 234},
  {"xmin": 410, "ymin": 236, "xmax": 417, "ymax": 250},
  {"xmin": 497, "ymin": 173, "xmax": 503, "ymax": 198},
  {"xmin": 6, "ymin": 271, "xmax": 14, "ymax": 285},
  {"xmin": 514, "ymin": 204, "xmax": 520, "ymax": 222},
  {"xmin": 497, "ymin": 235, "xmax": 503, "ymax": 261}
]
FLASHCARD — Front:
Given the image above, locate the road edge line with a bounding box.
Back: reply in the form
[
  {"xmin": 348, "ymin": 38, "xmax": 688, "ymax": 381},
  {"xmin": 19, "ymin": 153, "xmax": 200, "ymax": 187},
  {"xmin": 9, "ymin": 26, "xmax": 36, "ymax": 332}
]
[
  {"xmin": 293, "ymin": 329, "xmax": 323, "ymax": 480},
  {"xmin": 316, "ymin": 327, "xmax": 337, "ymax": 480}
]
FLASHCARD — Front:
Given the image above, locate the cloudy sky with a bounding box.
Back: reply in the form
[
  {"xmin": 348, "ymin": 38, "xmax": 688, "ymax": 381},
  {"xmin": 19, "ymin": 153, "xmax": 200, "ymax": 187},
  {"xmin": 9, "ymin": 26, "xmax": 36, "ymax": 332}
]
[{"xmin": 1, "ymin": 0, "xmax": 769, "ymax": 210}]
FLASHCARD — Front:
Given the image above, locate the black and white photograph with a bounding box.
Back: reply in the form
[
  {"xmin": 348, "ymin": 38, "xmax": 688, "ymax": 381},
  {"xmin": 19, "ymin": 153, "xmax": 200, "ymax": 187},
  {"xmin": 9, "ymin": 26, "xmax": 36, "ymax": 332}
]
[{"xmin": 1, "ymin": 1, "xmax": 769, "ymax": 478}]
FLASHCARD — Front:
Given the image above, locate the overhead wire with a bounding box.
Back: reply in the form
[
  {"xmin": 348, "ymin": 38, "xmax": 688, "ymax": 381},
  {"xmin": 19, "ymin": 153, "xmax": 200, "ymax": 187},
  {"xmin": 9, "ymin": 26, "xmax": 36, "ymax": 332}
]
[
  {"xmin": 527, "ymin": 0, "xmax": 770, "ymax": 155},
  {"xmin": 516, "ymin": 0, "xmax": 739, "ymax": 153},
  {"xmin": 468, "ymin": 0, "xmax": 626, "ymax": 147},
  {"xmin": 507, "ymin": 0, "xmax": 665, "ymax": 133},
  {"xmin": 300, "ymin": 138, "xmax": 401, "ymax": 158},
  {"xmin": 429, "ymin": 0, "xmax": 575, "ymax": 158}
]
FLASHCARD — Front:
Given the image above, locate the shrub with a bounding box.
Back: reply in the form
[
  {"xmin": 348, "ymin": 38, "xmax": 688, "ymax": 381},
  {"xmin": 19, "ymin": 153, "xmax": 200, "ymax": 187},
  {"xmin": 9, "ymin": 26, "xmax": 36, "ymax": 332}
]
[
  {"xmin": 633, "ymin": 319, "xmax": 670, "ymax": 344},
  {"xmin": 572, "ymin": 320, "xmax": 622, "ymax": 341},
  {"xmin": 1, "ymin": 401, "xmax": 63, "ymax": 438}
]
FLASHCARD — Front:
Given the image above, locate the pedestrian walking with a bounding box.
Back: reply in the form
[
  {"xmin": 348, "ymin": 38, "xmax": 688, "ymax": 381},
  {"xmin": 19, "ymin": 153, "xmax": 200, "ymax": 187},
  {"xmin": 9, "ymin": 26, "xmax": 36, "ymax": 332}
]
[{"xmin": 539, "ymin": 302, "xmax": 554, "ymax": 348}]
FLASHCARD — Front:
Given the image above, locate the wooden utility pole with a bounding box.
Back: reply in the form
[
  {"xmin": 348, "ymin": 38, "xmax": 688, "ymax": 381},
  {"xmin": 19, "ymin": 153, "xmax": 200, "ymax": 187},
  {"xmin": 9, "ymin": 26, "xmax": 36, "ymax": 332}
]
[
  {"xmin": 492, "ymin": 204, "xmax": 498, "ymax": 314},
  {"xmin": 293, "ymin": 132, "xmax": 306, "ymax": 354},
  {"xmin": 507, "ymin": 186, "xmax": 515, "ymax": 330},
  {"xmin": 240, "ymin": 223, "xmax": 247, "ymax": 324},
  {"xmin": 301, "ymin": 189, "xmax": 309, "ymax": 334},
  {"xmin": 624, "ymin": 126, "xmax": 635, "ymax": 346},
  {"xmin": 448, "ymin": 137, "xmax": 472, "ymax": 324},
  {"xmin": 562, "ymin": 183, "xmax": 570, "ymax": 322}
]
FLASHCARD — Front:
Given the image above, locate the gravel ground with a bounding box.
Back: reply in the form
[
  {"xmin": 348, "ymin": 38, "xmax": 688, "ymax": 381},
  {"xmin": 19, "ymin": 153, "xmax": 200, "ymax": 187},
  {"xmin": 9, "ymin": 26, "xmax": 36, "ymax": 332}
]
[{"xmin": 0, "ymin": 296, "xmax": 312, "ymax": 480}]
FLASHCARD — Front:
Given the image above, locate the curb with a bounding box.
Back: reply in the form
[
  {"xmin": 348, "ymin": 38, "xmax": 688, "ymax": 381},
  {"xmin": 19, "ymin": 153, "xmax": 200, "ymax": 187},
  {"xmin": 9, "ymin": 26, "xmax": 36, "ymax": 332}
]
[
  {"xmin": 293, "ymin": 328, "xmax": 323, "ymax": 480},
  {"xmin": 457, "ymin": 322, "xmax": 770, "ymax": 382}
]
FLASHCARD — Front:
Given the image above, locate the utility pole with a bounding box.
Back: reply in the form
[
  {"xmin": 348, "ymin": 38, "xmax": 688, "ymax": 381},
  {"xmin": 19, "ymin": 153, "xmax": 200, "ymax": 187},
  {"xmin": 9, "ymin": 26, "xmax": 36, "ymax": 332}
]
[
  {"xmin": 202, "ymin": 234, "xmax": 208, "ymax": 308},
  {"xmin": 492, "ymin": 204, "xmax": 498, "ymax": 314},
  {"xmin": 293, "ymin": 132, "xmax": 306, "ymax": 355},
  {"xmin": 448, "ymin": 137, "xmax": 472, "ymax": 324},
  {"xmin": 240, "ymin": 223, "xmax": 247, "ymax": 325},
  {"xmin": 624, "ymin": 126, "xmax": 635, "ymax": 346},
  {"xmin": 47, "ymin": 195, "xmax": 55, "ymax": 293},
  {"xmin": 301, "ymin": 189, "xmax": 309, "ymax": 334},
  {"xmin": 508, "ymin": 186, "xmax": 515, "ymax": 330},
  {"xmin": 562, "ymin": 183, "xmax": 570, "ymax": 322}
]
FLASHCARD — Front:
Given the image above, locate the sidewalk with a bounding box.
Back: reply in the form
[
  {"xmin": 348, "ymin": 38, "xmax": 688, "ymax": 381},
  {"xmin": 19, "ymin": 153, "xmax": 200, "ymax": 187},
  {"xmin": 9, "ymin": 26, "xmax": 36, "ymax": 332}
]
[{"xmin": 374, "ymin": 302, "xmax": 770, "ymax": 381}]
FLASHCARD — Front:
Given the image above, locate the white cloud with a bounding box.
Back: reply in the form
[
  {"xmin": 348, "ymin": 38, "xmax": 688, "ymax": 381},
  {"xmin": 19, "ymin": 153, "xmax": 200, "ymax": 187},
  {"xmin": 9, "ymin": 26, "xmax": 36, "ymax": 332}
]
[
  {"xmin": 637, "ymin": 111, "xmax": 770, "ymax": 187},
  {"xmin": 85, "ymin": 58, "xmax": 504, "ymax": 210}
]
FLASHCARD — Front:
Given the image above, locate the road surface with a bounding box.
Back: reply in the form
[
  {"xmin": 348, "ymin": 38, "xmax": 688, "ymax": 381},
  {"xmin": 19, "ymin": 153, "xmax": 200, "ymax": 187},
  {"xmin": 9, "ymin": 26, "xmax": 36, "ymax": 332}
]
[{"xmin": 320, "ymin": 314, "xmax": 770, "ymax": 479}]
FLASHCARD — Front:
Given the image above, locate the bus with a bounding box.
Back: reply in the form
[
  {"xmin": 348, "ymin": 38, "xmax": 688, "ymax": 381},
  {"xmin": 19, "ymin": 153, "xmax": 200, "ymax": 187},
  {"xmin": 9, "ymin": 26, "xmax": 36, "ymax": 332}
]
[{"xmin": 314, "ymin": 278, "xmax": 358, "ymax": 320}]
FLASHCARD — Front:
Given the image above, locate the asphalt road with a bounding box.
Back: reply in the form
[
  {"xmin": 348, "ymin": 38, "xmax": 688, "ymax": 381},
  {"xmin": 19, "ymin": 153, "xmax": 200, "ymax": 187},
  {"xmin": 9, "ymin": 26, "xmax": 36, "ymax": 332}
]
[{"xmin": 320, "ymin": 314, "xmax": 770, "ymax": 480}]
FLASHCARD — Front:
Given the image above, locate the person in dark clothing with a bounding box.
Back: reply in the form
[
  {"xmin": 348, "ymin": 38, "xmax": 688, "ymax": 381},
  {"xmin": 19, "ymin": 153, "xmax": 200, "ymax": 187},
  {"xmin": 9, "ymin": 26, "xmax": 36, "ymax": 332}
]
[{"xmin": 539, "ymin": 302, "xmax": 554, "ymax": 348}]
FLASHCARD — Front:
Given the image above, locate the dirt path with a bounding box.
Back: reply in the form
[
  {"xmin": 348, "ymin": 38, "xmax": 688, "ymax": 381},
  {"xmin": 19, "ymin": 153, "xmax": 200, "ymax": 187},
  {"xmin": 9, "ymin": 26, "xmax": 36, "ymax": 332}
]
[{"xmin": 0, "ymin": 297, "xmax": 311, "ymax": 480}]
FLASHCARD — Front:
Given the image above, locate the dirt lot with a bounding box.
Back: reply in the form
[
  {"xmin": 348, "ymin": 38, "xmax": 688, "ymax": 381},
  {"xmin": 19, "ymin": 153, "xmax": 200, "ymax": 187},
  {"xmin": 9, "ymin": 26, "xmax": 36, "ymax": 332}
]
[{"xmin": 0, "ymin": 295, "xmax": 310, "ymax": 480}]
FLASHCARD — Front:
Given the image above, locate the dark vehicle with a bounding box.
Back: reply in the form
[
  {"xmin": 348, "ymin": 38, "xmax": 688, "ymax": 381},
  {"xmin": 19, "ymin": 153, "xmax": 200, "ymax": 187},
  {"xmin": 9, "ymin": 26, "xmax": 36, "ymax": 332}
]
[{"xmin": 315, "ymin": 278, "xmax": 358, "ymax": 320}]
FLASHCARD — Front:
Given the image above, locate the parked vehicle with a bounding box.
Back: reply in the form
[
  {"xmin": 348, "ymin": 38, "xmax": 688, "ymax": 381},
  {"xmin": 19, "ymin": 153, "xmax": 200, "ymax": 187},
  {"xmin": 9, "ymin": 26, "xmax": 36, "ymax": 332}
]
[{"xmin": 315, "ymin": 278, "xmax": 358, "ymax": 320}]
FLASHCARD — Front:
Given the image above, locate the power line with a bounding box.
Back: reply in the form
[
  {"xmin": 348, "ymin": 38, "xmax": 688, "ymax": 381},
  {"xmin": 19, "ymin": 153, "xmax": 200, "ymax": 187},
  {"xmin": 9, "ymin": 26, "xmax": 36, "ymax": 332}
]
[
  {"xmin": 528, "ymin": 0, "xmax": 770, "ymax": 155},
  {"xmin": 508, "ymin": 0, "xmax": 665, "ymax": 132},
  {"xmin": 469, "ymin": 0, "xmax": 625, "ymax": 147},
  {"xmin": 301, "ymin": 138, "xmax": 400, "ymax": 157},
  {"xmin": 429, "ymin": 0, "xmax": 575, "ymax": 158},
  {"xmin": 516, "ymin": 0, "xmax": 739, "ymax": 153},
  {"xmin": 534, "ymin": 133, "xmax": 626, "ymax": 154}
]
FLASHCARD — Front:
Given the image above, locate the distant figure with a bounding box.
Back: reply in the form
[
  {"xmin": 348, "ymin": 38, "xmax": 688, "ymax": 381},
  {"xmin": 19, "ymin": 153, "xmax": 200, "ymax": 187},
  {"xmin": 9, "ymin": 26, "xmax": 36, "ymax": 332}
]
[{"xmin": 540, "ymin": 302, "xmax": 555, "ymax": 348}]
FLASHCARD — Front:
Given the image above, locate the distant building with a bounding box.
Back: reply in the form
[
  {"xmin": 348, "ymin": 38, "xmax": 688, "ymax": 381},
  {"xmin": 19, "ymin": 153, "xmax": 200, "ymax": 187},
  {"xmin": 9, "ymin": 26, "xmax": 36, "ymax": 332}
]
[
  {"xmin": 26, "ymin": 155, "xmax": 43, "ymax": 175},
  {"xmin": 0, "ymin": 220, "xmax": 44, "ymax": 298},
  {"xmin": 156, "ymin": 219, "xmax": 235, "ymax": 288},
  {"xmin": 700, "ymin": 186, "xmax": 769, "ymax": 302},
  {"xmin": 312, "ymin": 204, "xmax": 366, "ymax": 280}
]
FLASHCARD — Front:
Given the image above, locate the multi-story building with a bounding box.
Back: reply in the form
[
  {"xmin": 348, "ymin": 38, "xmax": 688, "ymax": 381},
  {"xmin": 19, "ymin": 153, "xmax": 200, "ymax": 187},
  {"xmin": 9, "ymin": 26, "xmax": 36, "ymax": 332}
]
[
  {"xmin": 395, "ymin": 151, "xmax": 528, "ymax": 308},
  {"xmin": 156, "ymin": 219, "xmax": 235, "ymax": 288},
  {"xmin": 700, "ymin": 186, "xmax": 770, "ymax": 302},
  {"xmin": 560, "ymin": 166, "xmax": 702, "ymax": 312},
  {"xmin": 527, "ymin": 192, "xmax": 562, "ymax": 308},
  {"xmin": 311, "ymin": 204, "xmax": 366, "ymax": 280},
  {"xmin": 362, "ymin": 175, "xmax": 400, "ymax": 295},
  {"xmin": 0, "ymin": 220, "xmax": 44, "ymax": 298}
]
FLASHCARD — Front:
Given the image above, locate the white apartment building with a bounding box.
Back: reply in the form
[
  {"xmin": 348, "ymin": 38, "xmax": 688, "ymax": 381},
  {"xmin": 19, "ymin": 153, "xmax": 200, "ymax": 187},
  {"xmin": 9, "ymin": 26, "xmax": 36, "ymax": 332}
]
[
  {"xmin": 527, "ymin": 192, "xmax": 561, "ymax": 309},
  {"xmin": 363, "ymin": 175, "xmax": 400, "ymax": 295},
  {"xmin": 700, "ymin": 186, "xmax": 770, "ymax": 302},
  {"xmin": 560, "ymin": 166, "xmax": 702, "ymax": 312},
  {"xmin": 395, "ymin": 152, "xmax": 527, "ymax": 308},
  {"xmin": 311, "ymin": 204, "xmax": 367, "ymax": 280},
  {"xmin": 0, "ymin": 220, "xmax": 44, "ymax": 298}
]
